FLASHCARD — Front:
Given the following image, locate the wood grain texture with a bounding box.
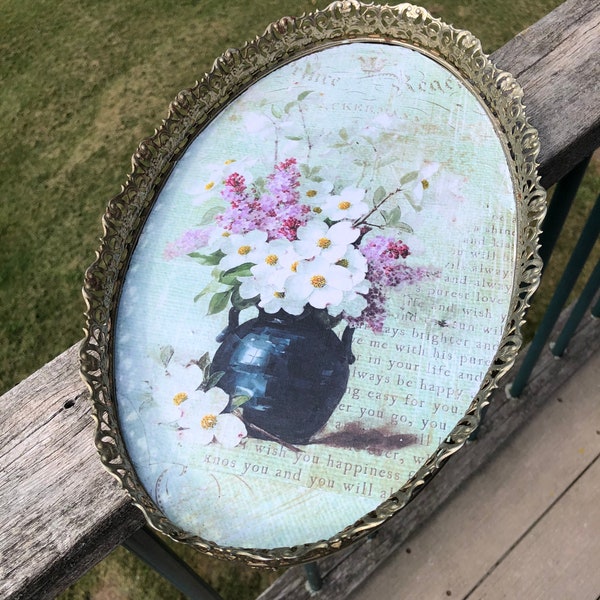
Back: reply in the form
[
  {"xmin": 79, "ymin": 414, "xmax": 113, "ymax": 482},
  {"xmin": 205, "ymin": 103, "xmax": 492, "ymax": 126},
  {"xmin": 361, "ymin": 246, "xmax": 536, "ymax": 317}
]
[
  {"xmin": 1, "ymin": 0, "xmax": 599, "ymax": 597},
  {"xmin": 491, "ymin": 0, "xmax": 600, "ymax": 187},
  {"xmin": 0, "ymin": 345, "xmax": 145, "ymax": 599}
]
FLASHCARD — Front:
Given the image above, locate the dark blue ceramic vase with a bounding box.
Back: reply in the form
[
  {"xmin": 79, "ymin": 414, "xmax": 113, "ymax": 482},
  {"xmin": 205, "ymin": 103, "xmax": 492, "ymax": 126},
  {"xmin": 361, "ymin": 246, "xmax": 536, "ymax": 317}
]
[{"xmin": 211, "ymin": 307, "xmax": 355, "ymax": 445}]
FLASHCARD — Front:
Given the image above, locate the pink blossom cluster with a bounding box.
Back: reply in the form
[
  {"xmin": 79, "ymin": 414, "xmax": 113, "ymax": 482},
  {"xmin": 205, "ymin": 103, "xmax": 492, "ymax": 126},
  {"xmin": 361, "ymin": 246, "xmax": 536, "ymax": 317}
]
[
  {"xmin": 345, "ymin": 235, "xmax": 428, "ymax": 332},
  {"xmin": 216, "ymin": 158, "xmax": 311, "ymax": 241},
  {"xmin": 163, "ymin": 228, "xmax": 211, "ymax": 260}
]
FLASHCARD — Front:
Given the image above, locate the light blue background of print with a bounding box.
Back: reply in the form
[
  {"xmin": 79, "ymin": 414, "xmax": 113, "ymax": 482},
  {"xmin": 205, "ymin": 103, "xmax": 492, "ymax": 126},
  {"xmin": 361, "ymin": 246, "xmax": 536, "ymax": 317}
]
[{"xmin": 114, "ymin": 42, "xmax": 516, "ymax": 549}]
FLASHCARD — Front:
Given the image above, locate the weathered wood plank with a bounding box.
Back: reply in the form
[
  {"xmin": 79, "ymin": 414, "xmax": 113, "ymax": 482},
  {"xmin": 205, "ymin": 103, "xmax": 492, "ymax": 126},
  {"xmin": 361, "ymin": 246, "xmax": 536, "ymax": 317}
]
[
  {"xmin": 0, "ymin": 345, "xmax": 145, "ymax": 599},
  {"xmin": 345, "ymin": 347, "xmax": 600, "ymax": 599},
  {"xmin": 257, "ymin": 306, "xmax": 600, "ymax": 600},
  {"xmin": 0, "ymin": 0, "xmax": 599, "ymax": 597},
  {"xmin": 491, "ymin": 0, "xmax": 600, "ymax": 186}
]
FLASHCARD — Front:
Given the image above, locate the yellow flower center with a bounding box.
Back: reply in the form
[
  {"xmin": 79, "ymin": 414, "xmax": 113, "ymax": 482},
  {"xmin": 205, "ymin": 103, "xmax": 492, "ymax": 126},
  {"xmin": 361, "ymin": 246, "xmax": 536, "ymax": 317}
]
[
  {"xmin": 238, "ymin": 245, "xmax": 251, "ymax": 255},
  {"xmin": 336, "ymin": 258, "xmax": 349, "ymax": 267},
  {"xmin": 291, "ymin": 261, "xmax": 299, "ymax": 272},
  {"xmin": 312, "ymin": 207, "xmax": 323, "ymax": 214},
  {"xmin": 306, "ymin": 190, "xmax": 317, "ymax": 198},
  {"xmin": 224, "ymin": 159, "xmax": 236, "ymax": 165},
  {"xmin": 311, "ymin": 274, "xmax": 327, "ymax": 288},
  {"xmin": 338, "ymin": 200, "xmax": 351, "ymax": 210},
  {"xmin": 421, "ymin": 179, "xmax": 430, "ymax": 190},
  {"xmin": 317, "ymin": 237, "xmax": 331, "ymax": 249},
  {"xmin": 265, "ymin": 254, "xmax": 278, "ymax": 266},
  {"xmin": 222, "ymin": 231, "xmax": 231, "ymax": 237},
  {"xmin": 205, "ymin": 181, "xmax": 215, "ymax": 191},
  {"xmin": 201, "ymin": 414, "xmax": 218, "ymax": 429},
  {"xmin": 172, "ymin": 392, "xmax": 188, "ymax": 406},
  {"xmin": 274, "ymin": 291, "xmax": 285, "ymax": 298}
]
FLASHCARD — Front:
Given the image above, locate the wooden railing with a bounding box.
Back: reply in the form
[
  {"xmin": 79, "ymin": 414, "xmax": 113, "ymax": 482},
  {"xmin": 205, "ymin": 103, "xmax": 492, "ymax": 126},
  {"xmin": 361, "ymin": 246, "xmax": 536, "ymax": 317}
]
[{"xmin": 1, "ymin": 1, "xmax": 598, "ymax": 598}]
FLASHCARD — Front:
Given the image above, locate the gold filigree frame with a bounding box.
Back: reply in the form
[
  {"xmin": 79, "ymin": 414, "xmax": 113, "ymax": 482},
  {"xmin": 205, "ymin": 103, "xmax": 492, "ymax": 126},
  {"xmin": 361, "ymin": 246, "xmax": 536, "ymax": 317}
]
[{"xmin": 81, "ymin": 1, "xmax": 545, "ymax": 567}]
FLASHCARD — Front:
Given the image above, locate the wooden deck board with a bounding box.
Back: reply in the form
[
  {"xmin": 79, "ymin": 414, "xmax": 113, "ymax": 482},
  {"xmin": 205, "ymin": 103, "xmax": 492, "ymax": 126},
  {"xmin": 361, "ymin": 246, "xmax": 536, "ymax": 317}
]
[
  {"xmin": 348, "ymin": 343, "xmax": 600, "ymax": 600},
  {"xmin": 472, "ymin": 457, "xmax": 600, "ymax": 600}
]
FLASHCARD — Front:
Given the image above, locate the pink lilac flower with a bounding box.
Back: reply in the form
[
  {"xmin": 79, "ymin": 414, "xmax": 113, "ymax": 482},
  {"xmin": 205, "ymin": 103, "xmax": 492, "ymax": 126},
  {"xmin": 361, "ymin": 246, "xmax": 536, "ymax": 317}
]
[
  {"xmin": 215, "ymin": 158, "xmax": 311, "ymax": 241},
  {"xmin": 345, "ymin": 235, "xmax": 429, "ymax": 331},
  {"xmin": 345, "ymin": 284, "xmax": 388, "ymax": 332},
  {"xmin": 361, "ymin": 236, "xmax": 412, "ymax": 286},
  {"xmin": 163, "ymin": 228, "xmax": 211, "ymax": 260}
]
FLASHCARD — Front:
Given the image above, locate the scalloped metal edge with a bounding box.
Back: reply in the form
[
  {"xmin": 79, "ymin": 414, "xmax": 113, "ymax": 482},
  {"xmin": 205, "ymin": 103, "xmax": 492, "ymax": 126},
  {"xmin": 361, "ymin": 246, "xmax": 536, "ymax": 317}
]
[{"xmin": 80, "ymin": 0, "xmax": 546, "ymax": 567}]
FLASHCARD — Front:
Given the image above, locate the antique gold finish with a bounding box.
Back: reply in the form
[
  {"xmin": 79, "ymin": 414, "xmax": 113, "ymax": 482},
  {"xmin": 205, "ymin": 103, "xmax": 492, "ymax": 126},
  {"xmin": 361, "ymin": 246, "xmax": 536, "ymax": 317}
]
[{"xmin": 81, "ymin": 1, "xmax": 545, "ymax": 567}]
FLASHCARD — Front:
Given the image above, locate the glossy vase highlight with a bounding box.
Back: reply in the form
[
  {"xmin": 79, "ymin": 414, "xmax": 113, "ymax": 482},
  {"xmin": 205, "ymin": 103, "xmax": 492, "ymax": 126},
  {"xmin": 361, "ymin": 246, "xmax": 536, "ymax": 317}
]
[{"xmin": 211, "ymin": 308, "xmax": 354, "ymax": 445}]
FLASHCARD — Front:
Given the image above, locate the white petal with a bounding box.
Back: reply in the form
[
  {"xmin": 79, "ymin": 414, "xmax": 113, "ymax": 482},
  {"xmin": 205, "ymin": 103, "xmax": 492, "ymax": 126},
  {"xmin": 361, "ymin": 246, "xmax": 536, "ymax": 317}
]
[
  {"xmin": 310, "ymin": 287, "xmax": 342, "ymax": 308},
  {"xmin": 193, "ymin": 426, "xmax": 216, "ymax": 445},
  {"xmin": 202, "ymin": 387, "xmax": 230, "ymax": 413},
  {"xmin": 214, "ymin": 414, "xmax": 248, "ymax": 447},
  {"xmin": 329, "ymin": 221, "xmax": 360, "ymax": 244}
]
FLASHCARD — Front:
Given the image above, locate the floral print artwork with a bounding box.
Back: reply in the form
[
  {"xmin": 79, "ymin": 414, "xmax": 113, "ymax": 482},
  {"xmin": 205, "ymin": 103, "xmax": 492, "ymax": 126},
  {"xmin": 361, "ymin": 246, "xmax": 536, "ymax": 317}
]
[{"xmin": 114, "ymin": 43, "xmax": 517, "ymax": 549}]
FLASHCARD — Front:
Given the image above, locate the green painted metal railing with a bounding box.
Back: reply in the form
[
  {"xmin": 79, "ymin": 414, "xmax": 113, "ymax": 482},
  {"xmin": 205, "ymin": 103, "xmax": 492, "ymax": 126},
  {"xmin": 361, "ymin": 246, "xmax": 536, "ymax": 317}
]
[{"xmin": 510, "ymin": 157, "xmax": 599, "ymax": 397}]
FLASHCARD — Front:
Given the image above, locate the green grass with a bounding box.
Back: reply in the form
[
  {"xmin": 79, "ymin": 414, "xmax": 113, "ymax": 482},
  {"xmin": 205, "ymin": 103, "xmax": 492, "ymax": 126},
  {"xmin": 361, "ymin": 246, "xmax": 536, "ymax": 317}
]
[
  {"xmin": 0, "ymin": 0, "xmax": 573, "ymax": 396},
  {"xmin": 2, "ymin": 0, "xmax": 598, "ymax": 598}
]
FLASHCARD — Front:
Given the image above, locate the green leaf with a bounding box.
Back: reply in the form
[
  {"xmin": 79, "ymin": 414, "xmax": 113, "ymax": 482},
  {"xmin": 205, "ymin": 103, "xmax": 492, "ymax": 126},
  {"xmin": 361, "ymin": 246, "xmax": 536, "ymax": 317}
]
[
  {"xmin": 188, "ymin": 250, "xmax": 225, "ymax": 265},
  {"xmin": 299, "ymin": 163, "xmax": 310, "ymax": 178},
  {"xmin": 403, "ymin": 191, "xmax": 422, "ymax": 212},
  {"xmin": 252, "ymin": 177, "xmax": 266, "ymax": 194},
  {"xmin": 285, "ymin": 135, "xmax": 303, "ymax": 141},
  {"xmin": 159, "ymin": 345, "xmax": 174, "ymax": 368},
  {"xmin": 397, "ymin": 221, "xmax": 415, "ymax": 234},
  {"xmin": 195, "ymin": 352, "xmax": 211, "ymax": 373},
  {"xmin": 231, "ymin": 287, "xmax": 259, "ymax": 311},
  {"xmin": 373, "ymin": 186, "xmax": 386, "ymax": 204},
  {"xmin": 386, "ymin": 206, "xmax": 402, "ymax": 226},
  {"xmin": 400, "ymin": 171, "xmax": 419, "ymax": 185},
  {"xmin": 297, "ymin": 90, "xmax": 313, "ymax": 101},
  {"xmin": 198, "ymin": 206, "xmax": 223, "ymax": 226},
  {"xmin": 219, "ymin": 262, "xmax": 254, "ymax": 285},
  {"xmin": 231, "ymin": 394, "xmax": 251, "ymax": 409},
  {"xmin": 203, "ymin": 370, "xmax": 225, "ymax": 391},
  {"xmin": 196, "ymin": 198, "xmax": 226, "ymax": 226},
  {"xmin": 284, "ymin": 101, "xmax": 296, "ymax": 114},
  {"xmin": 207, "ymin": 290, "xmax": 232, "ymax": 315},
  {"xmin": 271, "ymin": 105, "xmax": 282, "ymax": 119},
  {"xmin": 339, "ymin": 128, "xmax": 348, "ymax": 141},
  {"xmin": 193, "ymin": 283, "xmax": 214, "ymax": 302}
]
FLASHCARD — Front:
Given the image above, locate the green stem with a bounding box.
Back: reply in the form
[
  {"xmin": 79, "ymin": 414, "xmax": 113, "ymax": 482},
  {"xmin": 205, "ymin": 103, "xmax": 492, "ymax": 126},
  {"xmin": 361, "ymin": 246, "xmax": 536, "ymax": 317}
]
[{"xmin": 353, "ymin": 185, "xmax": 403, "ymax": 228}]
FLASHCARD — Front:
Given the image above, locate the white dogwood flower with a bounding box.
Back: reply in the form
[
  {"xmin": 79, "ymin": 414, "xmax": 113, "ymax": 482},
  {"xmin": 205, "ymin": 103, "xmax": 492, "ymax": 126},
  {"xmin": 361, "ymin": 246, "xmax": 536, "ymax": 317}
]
[
  {"xmin": 179, "ymin": 387, "xmax": 247, "ymax": 448},
  {"xmin": 321, "ymin": 187, "xmax": 368, "ymax": 221},
  {"xmin": 294, "ymin": 220, "xmax": 360, "ymax": 262},
  {"xmin": 285, "ymin": 255, "xmax": 355, "ymax": 309},
  {"xmin": 218, "ymin": 230, "xmax": 268, "ymax": 271}
]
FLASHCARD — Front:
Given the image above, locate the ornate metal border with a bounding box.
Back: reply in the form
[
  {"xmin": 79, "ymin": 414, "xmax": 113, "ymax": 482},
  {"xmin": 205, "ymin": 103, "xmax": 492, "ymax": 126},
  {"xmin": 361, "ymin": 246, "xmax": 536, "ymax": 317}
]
[{"xmin": 81, "ymin": 1, "xmax": 545, "ymax": 567}]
